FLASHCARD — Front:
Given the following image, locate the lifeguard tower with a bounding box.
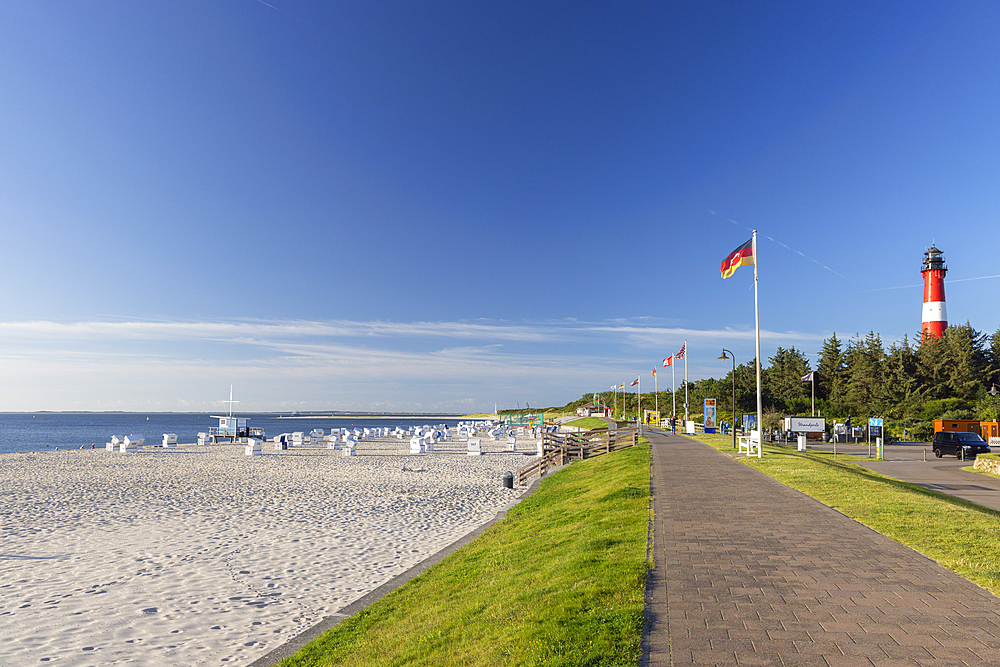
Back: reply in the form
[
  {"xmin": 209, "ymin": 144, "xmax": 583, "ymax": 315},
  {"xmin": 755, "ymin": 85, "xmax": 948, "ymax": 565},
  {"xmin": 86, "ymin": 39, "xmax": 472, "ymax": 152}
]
[{"xmin": 210, "ymin": 387, "xmax": 264, "ymax": 443}]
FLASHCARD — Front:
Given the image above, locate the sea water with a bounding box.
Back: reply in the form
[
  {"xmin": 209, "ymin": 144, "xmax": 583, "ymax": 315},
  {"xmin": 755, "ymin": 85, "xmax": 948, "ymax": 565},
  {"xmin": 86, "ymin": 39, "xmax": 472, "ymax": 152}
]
[{"xmin": 0, "ymin": 413, "xmax": 466, "ymax": 455}]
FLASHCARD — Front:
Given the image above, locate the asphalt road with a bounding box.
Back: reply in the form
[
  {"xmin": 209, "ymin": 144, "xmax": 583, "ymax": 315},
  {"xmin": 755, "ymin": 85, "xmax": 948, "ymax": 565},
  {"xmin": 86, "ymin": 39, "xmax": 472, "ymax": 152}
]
[{"xmin": 781, "ymin": 438, "xmax": 1000, "ymax": 513}]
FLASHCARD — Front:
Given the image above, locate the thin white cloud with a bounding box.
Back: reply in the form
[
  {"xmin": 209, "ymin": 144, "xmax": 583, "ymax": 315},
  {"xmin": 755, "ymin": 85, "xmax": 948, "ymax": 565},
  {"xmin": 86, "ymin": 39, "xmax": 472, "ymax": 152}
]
[
  {"xmin": 0, "ymin": 317, "xmax": 833, "ymax": 411},
  {"xmin": 0, "ymin": 317, "xmax": 826, "ymax": 346}
]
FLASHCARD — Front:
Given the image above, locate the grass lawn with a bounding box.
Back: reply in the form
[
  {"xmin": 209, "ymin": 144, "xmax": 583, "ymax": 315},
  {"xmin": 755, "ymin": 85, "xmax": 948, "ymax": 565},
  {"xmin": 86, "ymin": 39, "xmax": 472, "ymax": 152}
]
[
  {"xmin": 687, "ymin": 433, "xmax": 1000, "ymax": 596},
  {"xmin": 563, "ymin": 416, "xmax": 609, "ymax": 430},
  {"xmin": 279, "ymin": 443, "xmax": 651, "ymax": 667}
]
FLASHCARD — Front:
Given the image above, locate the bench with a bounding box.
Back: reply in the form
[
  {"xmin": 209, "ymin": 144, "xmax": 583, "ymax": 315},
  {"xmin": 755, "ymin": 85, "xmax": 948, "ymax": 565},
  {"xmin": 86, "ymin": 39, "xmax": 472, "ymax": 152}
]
[{"xmin": 738, "ymin": 433, "xmax": 761, "ymax": 456}]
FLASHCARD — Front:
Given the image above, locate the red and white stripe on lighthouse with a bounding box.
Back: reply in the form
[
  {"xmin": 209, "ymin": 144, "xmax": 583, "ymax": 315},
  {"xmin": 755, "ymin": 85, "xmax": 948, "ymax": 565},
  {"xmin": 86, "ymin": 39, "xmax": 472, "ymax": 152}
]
[{"xmin": 921, "ymin": 244, "xmax": 947, "ymax": 339}]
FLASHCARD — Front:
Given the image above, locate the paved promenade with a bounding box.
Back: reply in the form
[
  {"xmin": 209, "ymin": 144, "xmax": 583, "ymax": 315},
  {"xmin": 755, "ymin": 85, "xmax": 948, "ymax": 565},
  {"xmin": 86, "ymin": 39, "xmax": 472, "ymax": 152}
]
[{"xmin": 643, "ymin": 430, "xmax": 1000, "ymax": 666}]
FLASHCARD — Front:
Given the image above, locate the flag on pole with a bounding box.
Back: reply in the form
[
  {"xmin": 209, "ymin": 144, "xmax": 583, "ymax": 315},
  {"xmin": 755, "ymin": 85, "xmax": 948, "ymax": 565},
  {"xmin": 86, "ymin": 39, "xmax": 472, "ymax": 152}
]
[
  {"xmin": 611, "ymin": 384, "xmax": 616, "ymax": 390},
  {"xmin": 721, "ymin": 237, "xmax": 755, "ymax": 279},
  {"xmin": 619, "ymin": 383, "xmax": 625, "ymax": 390},
  {"xmin": 801, "ymin": 371, "xmax": 815, "ymax": 382},
  {"xmin": 663, "ymin": 355, "xmax": 673, "ymax": 367},
  {"xmin": 652, "ymin": 368, "xmax": 657, "ymax": 377},
  {"xmin": 676, "ymin": 342, "xmax": 686, "ymax": 359},
  {"xmin": 630, "ymin": 377, "xmax": 640, "ymax": 387}
]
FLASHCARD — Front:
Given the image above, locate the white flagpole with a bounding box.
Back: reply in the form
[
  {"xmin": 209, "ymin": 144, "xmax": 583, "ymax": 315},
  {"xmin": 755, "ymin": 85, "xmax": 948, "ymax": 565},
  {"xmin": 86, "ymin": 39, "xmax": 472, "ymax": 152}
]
[
  {"xmin": 753, "ymin": 230, "xmax": 762, "ymax": 458},
  {"xmin": 672, "ymin": 360, "xmax": 676, "ymax": 418},
  {"xmin": 811, "ymin": 374, "xmax": 815, "ymax": 417},
  {"xmin": 684, "ymin": 340, "xmax": 689, "ymax": 423},
  {"xmin": 638, "ymin": 376, "xmax": 642, "ymax": 434},
  {"xmin": 654, "ymin": 370, "xmax": 658, "ymax": 416}
]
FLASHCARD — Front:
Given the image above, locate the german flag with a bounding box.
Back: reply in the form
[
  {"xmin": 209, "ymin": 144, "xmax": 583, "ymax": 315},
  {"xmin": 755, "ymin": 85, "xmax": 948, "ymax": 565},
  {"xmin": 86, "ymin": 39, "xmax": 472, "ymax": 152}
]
[{"xmin": 721, "ymin": 238, "xmax": 754, "ymax": 279}]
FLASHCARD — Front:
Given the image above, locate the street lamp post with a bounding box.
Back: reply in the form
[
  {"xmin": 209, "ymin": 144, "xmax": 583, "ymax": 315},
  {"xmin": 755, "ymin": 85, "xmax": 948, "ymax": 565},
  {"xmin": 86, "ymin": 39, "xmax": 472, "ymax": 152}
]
[{"xmin": 719, "ymin": 349, "xmax": 736, "ymax": 451}]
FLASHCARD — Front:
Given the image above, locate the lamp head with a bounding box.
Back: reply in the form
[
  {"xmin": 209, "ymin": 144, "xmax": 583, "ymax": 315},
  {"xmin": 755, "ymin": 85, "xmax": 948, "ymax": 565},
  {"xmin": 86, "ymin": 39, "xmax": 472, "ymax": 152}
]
[{"xmin": 718, "ymin": 351, "xmax": 729, "ymax": 360}]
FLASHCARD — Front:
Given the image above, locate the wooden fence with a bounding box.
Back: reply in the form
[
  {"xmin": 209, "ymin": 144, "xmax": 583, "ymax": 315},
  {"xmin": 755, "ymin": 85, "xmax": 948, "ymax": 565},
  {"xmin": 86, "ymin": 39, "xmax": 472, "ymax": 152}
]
[{"xmin": 515, "ymin": 427, "xmax": 639, "ymax": 486}]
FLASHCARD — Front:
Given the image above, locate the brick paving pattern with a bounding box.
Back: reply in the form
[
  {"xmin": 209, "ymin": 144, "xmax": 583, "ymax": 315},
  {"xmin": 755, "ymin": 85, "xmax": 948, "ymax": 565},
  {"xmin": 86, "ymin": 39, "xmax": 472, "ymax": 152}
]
[{"xmin": 643, "ymin": 431, "xmax": 1000, "ymax": 666}]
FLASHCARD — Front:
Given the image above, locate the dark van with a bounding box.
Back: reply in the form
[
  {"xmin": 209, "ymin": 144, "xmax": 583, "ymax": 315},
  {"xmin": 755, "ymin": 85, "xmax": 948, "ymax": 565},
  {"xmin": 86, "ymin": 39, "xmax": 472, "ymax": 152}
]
[{"xmin": 932, "ymin": 431, "xmax": 991, "ymax": 459}]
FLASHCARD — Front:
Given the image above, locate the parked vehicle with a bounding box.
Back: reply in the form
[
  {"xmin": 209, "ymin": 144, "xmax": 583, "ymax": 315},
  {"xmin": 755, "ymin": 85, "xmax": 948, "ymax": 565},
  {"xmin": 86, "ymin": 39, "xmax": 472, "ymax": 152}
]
[{"xmin": 932, "ymin": 431, "xmax": 991, "ymax": 459}]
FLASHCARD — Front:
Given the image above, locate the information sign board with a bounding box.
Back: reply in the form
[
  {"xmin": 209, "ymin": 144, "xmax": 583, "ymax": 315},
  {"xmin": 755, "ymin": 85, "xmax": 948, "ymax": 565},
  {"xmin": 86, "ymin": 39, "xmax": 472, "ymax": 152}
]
[
  {"xmin": 784, "ymin": 416, "xmax": 826, "ymax": 432},
  {"xmin": 704, "ymin": 399, "xmax": 716, "ymax": 434}
]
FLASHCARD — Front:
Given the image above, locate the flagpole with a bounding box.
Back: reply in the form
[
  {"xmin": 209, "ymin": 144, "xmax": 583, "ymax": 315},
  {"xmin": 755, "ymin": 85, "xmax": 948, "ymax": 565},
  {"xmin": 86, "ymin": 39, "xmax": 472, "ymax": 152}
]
[
  {"xmin": 654, "ymin": 370, "xmax": 658, "ymax": 416},
  {"xmin": 753, "ymin": 230, "xmax": 762, "ymax": 458},
  {"xmin": 811, "ymin": 374, "xmax": 815, "ymax": 417},
  {"xmin": 672, "ymin": 361, "xmax": 676, "ymax": 418},
  {"xmin": 684, "ymin": 340, "xmax": 689, "ymax": 423},
  {"xmin": 638, "ymin": 375, "xmax": 642, "ymax": 435}
]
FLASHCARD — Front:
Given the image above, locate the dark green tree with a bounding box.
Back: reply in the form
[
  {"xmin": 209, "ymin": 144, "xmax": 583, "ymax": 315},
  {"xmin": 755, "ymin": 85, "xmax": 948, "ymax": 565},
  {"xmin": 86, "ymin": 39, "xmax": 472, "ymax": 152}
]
[
  {"xmin": 940, "ymin": 322, "xmax": 989, "ymax": 399},
  {"xmin": 817, "ymin": 333, "xmax": 847, "ymax": 408},
  {"xmin": 843, "ymin": 332, "xmax": 886, "ymax": 416},
  {"xmin": 880, "ymin": 335, "xmax": 922, "ymax": 418},
  {"xmin": 990, "ymin": 327, "xmax": 1000, "ymax": 386},
  {"xmin": 916, "ymin": 329, "xmax": 949, "ymax": 400},
  {"xmin": 764, "ymin": 346, "xmax": 810, "ymax": 410}
]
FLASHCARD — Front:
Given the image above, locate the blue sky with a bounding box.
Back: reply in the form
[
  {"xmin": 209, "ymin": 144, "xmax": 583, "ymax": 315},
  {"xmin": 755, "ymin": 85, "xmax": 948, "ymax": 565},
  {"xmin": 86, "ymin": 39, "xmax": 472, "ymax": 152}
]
[{"xmin": 1, "ymin": 1, "xmax": 998, "ymax": 412}]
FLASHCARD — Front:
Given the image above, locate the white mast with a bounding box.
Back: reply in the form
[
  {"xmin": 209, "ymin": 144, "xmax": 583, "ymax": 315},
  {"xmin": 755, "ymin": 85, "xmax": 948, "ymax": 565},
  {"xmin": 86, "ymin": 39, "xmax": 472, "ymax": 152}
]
[
  {"xmin": 637, "ymin": 374, "xmax": 642, "ymax": 434},
  {"xmin": 224, "ymin": 385, "xmax": 239, "ymax": 418},
  {"xmin": 684, "ymin": 340, "xmax": 689, "ymax": 423},
  {"xmin": 753, "ymin": 230, "xmax": 762, "ymax": 458}
]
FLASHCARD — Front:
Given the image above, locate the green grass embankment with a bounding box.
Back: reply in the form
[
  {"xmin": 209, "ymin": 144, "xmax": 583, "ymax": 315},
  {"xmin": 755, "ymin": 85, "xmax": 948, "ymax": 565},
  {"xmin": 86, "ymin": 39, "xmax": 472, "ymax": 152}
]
[
  {"xmin": 279, "ymin": 443, "xmax": 651, "ymax": 667},
  {"xmin": 688, "ymin": 433, "xmax": 1000, "ymax": 595},
  {"xmin": 563, "ymin": 417, "xmax": 609, "ymax": 430}
]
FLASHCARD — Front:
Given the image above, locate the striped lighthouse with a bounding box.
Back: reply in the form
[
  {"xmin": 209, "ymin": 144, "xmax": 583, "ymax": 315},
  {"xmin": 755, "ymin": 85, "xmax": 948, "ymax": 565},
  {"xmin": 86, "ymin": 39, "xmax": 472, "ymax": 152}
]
[{"xmin": 921, "ymin": 244, "xmax": 947, "ymax": 339}]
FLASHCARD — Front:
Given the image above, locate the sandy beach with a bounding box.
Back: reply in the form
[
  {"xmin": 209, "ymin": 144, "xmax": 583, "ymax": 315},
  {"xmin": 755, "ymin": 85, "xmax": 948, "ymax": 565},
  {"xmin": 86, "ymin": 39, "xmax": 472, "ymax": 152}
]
[{"xmin": 0, "ymin": 434, "xmax": 532, "ymax": 666}]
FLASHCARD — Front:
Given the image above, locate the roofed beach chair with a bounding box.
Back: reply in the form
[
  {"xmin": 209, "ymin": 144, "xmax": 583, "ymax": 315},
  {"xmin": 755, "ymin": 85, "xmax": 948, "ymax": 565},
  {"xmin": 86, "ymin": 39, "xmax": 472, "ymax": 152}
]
[
  {"xmin": 245, "ymin": 438, "xmax": 263, "ymax": 456},
  {"xmin": 120, "ymin": 435, "xmax": 143, "ymax": 453}
]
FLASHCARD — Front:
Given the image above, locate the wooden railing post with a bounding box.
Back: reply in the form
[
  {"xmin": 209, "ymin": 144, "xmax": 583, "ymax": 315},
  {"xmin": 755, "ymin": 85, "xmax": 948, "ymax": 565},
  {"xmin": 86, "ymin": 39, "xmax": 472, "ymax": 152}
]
[{"xmin": 514, "ymin": 426, "xmax": 642, "ymax": 487}]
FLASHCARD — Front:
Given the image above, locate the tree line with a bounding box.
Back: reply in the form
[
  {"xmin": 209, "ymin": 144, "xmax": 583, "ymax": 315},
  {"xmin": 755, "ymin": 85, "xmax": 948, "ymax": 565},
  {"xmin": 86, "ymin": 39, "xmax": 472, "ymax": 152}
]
[{"xmin": 565, "ymin": 323, "xmax": 1000, "ymax": 440}]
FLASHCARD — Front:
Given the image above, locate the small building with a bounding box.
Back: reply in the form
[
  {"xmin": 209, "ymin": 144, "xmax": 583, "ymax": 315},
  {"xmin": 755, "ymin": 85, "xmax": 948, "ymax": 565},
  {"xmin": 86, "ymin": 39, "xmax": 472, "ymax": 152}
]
[
  {"xmin": 210, "ymin": 415, "xmax": 263, "ymax": 443},
  {"xmin": 982, "ymin": 422, "xmax": 1000, "ymax": 440},
  {"xmin": 576, "ymin": 402, "xmax": 612, "ymax": 418},
  {"xmin": 209, "ymin": 387, "xmax": 264, "ymax": 443},
  {"xmin": 934, "ymin": 419, "xmax": 982, "ymax": 435}
]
